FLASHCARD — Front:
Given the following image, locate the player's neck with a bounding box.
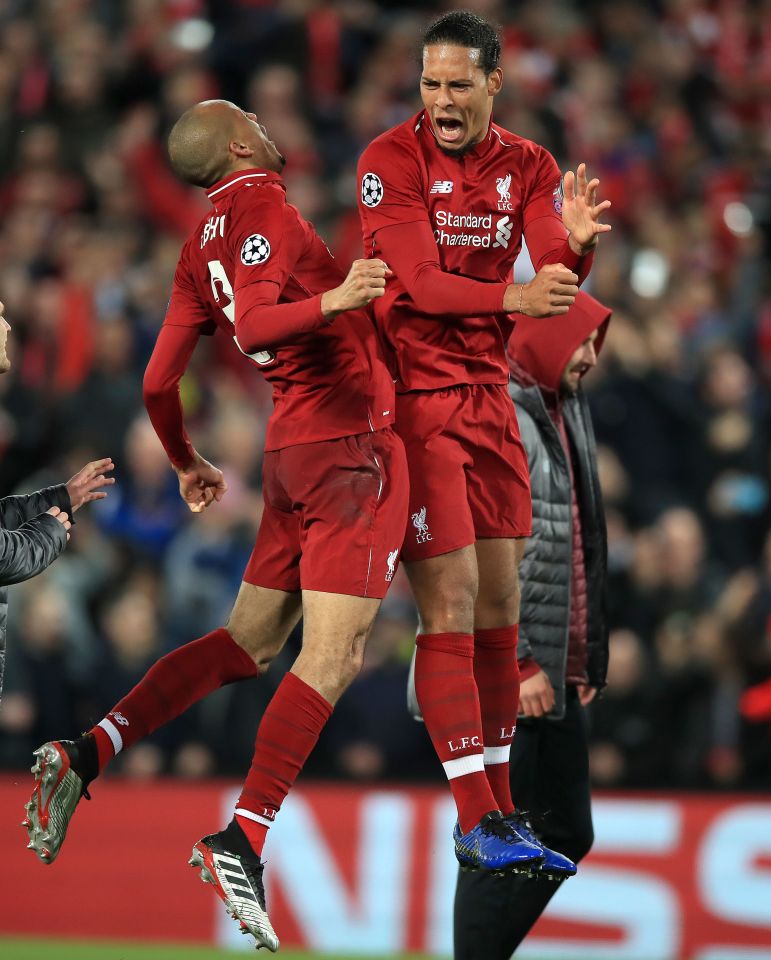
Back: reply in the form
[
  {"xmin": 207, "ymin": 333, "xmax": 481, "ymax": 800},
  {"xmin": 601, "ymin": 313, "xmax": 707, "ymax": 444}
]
[{"xmin": 229, "ymin": 161, "xmax": 275, "ymax": 177}]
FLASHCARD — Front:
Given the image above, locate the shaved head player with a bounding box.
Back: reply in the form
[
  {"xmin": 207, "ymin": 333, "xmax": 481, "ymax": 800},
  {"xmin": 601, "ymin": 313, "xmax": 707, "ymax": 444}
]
[{"xmin": 24, "ymin": 100, "xmax": 408, "ymax": 951}]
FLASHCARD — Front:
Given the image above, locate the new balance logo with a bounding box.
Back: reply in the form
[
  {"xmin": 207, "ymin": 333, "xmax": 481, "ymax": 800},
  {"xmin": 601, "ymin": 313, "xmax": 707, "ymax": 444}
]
[
  {"xmin": 385, "ymin": 548, "xmax": 399, "ymax": 581},
  {"xmin": 493, "ymin": 215, "xmax": 513, "ymax": 249},
  {"xmin": 111, "ymin": 712, "xmax": 129, "ymax": 726},
  {"xmin": 411, "ymin": 506, "xmax": 432, "ymax": 544},
  {"xmin": 430, "ymin": 180, "xmax": 454, "ymax": 194}
]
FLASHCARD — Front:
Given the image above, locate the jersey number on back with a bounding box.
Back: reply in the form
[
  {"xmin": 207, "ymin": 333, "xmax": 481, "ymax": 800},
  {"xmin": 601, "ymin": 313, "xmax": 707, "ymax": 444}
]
[{"xmin": 207, "ymin": 260, "xmax": 277, "ymax": 367}]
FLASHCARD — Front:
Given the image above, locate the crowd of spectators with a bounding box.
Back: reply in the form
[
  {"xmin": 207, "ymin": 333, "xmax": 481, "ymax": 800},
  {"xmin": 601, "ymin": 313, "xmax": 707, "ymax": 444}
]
[{"xmin": 0, "ymin": 0, "xmax": 769, "ymax": 791}]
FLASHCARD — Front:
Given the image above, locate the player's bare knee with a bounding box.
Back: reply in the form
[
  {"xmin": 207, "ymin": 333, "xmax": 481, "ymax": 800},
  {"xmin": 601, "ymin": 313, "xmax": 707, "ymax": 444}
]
[
  {"xmin": 477, "ymin": 587, "xmax": 520, "ymax": 626},
  {"xmin": 350, "ymin": 632, "xmax": 369, "ymax": 674},
  {"xmin": 333, "ymin": 630, "xmax": 366, "ymax": 686},
  {"xmin": 419, "ymin": 581, "xmax": 476, "ymax": 634},
  {"xmin": 226, "ymin": 619, "xmax": 281, "ymax": 666}
]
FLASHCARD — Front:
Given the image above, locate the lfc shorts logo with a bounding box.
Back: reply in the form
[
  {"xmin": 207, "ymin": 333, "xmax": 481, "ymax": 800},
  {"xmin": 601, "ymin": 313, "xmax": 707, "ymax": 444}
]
[
  {"xmin": 385, "ymin": 548, "xmax": 399, "ymax": 582},
  {"xmin": 411, "ymin": 506, "xmax": 432, "ymax": 543}
]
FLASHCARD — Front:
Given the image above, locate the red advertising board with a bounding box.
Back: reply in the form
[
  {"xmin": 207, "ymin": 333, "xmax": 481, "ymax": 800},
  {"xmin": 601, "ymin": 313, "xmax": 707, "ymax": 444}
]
[{"xmin": 1, "ymin": 777, "xmax": 770, "ymax": 957}]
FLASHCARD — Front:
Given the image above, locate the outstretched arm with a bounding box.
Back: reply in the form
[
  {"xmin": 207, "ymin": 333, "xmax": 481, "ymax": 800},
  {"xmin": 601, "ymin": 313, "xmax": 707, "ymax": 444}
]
[
  {"xmin": 0, "ymin": 510, "xmax": 70, "ymax": 586},
  {"xmin": 0, "ymin": 486, "xmax": 71, "ymax": 529}
]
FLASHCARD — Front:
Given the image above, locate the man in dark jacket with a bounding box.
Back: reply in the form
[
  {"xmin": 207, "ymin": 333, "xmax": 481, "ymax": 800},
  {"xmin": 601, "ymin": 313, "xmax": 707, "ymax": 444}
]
[
  {"xmin": 0, "ymin": 304, "xmax": 115, "ymax": 698},
  {"xmin": 453, "ymin": 291, "xmax": 611, "ymax": 958}
]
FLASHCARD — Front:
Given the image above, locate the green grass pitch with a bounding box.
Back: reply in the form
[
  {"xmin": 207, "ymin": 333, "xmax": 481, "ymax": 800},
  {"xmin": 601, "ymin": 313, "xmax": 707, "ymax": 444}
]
[{"xmin": 0, "ymin": 939, "xmax": 434, "ymax": 960}]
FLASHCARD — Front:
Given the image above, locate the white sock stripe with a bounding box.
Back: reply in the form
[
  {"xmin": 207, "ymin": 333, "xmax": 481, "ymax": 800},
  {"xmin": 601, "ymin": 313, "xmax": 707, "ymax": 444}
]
[
  {"xmin": 97, "ymin": 718, "xmax": 123, "ymax": 754},
  {"xmin": 442, "ymin": 753, "xmax": 485, "ymax": 780},
  {"xmin": 235, "ymin": 807, "xmax": 274, "ymax": 829},
  {"xmin": 484, "ymin": 746, "xmax": 511, "ymax": 765}
]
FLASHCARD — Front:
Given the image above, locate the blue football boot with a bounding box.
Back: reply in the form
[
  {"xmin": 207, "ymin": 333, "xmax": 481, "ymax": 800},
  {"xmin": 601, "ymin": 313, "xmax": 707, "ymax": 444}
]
[
  {"xmin": 505, "ymin": 812, "xmax": 577, "ymax": 880},
  {"xmin": 454, "ymin": 810, "xmax": 544, "ymax": 873}
]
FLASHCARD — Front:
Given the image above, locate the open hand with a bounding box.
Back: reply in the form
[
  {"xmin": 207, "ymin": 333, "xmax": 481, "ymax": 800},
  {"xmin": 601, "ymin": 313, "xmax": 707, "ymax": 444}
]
[
  {"xmin": 66, "ymin": 458, "xmax": 115, "ymax": 512},
  {"xmin": 175, "ymin": 453, "xmax": 227, "ymax": 513},
  {"xmin": 562, "ymin": 163, "xmax": 612, "ymax": 254}
]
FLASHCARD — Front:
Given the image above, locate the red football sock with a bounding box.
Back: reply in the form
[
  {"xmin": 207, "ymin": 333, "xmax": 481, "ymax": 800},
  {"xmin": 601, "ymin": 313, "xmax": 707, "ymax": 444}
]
[
  {"xmin": 474, "ymin": 625, "xmax": 520, "ymax": 816},
  {"xmin": 236, "ymin": 671, "xmax": 333, "ymax": 856},
  {"xmin": 413, "ymin": 632, "xmax": 498, "ymax": 833},
  {"xmin": 89, "ymin": 628, "xmax": 258, "ymax": 772}
]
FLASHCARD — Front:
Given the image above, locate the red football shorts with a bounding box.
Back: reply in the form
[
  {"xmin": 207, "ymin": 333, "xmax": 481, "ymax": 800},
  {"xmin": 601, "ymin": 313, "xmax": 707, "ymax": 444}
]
[
  {"xmin": 395, "ymin": 383, "xmax": 531, "ymax": 562},
  {"xmin": 243, "ymin": 427, "xmax": 409, "ymax": 598}
]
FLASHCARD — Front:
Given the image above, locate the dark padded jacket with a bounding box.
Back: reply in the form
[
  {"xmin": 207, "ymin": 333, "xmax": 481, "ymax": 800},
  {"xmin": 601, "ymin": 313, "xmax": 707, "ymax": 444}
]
[
  {"xmin": 0, "ymin": 484, "xmax": 71, "ymax": 698},
  {"xmin": 508, "ymin": 292, "xmax": 611, "ymax": 720}
]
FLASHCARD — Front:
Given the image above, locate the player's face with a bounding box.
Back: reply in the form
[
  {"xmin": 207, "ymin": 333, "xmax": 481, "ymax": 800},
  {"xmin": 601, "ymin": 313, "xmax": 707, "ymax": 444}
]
[
  {"xmin": 421, "ymin": 44, "xmax": 502, "ymax": 154},
  {"xmin": 561, "ymin": 330, "xmax": 599, "ymax": 394},
  {"xmin": 234, "ymin": 108, "xmax": 286, "ymax": 173},
  {"xmin": 0, "ymin": 311, "xmax": 11, "ymax": 374}
]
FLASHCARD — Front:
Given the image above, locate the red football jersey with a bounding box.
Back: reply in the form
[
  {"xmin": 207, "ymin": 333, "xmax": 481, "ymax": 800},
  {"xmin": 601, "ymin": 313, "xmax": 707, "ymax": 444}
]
[
  {"xmin": 357, "ymin": 111, "xmax": 588, "ymax": 392},
  {"xmin": 165, "ymin": 169, "xmax": 394, "ymax": 451}
]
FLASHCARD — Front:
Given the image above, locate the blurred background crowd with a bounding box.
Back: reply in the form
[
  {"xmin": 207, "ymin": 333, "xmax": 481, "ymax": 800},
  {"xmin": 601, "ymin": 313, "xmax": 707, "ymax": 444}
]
[{"xmin": 0, "ymin": 0, "xmax": 769, "ymax": 792}]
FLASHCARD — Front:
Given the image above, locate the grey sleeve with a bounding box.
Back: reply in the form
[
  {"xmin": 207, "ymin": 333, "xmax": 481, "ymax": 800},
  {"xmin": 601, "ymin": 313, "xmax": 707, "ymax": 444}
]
[
  {"xmin": 514, "ymin": 407, "xmax": 541, "ymax": 663},
  {"xmin": 0, "ymin": 514, "xmax": 68, "ymax": 586},
  {"xmin": 0, "ymin": 484, "xmax": 72, "ymax": 530}
]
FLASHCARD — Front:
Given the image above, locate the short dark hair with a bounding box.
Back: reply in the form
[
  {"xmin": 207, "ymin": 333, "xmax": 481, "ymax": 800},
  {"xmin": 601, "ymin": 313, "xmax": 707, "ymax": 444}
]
[{"xmin": 422, "ymin": 10, "xmax": 501, "ymax": 75}]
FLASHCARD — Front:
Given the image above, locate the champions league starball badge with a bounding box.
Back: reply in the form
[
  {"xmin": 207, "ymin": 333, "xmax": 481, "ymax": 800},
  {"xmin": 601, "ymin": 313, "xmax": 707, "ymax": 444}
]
[
  {"xmin": 240, "ymin": 233, "xmax": 271, "ymax": 265},
  {"xmin": 361, "ymin": 172, "xmax": 384, "ymax": 208}
]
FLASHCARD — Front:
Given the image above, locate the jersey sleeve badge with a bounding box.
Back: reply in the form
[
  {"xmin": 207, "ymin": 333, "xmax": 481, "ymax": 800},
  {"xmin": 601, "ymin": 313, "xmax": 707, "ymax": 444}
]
[
  {"xmin": 240, "ymin": 233, "xmax": 271, "ymax": 265},
  {"xmin": 361, "ymin": 172, "xmax": 384, "ymax": 208},
  {"xmin": 552, "ymin": 178, "xmax": 564, "ymax": 214}
]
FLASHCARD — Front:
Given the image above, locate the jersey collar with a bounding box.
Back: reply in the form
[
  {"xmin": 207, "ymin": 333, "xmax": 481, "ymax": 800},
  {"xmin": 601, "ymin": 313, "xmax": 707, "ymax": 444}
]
[{"xmin": 206, "ymin": 168, "xmax": 283, "ymax": 202}]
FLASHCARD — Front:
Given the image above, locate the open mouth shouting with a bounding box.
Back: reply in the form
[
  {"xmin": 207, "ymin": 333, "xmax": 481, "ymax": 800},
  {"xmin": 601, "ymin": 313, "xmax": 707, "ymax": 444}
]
[{"xmin": 434, "ymin": 115, "xmax": 465, "ymax": 146}]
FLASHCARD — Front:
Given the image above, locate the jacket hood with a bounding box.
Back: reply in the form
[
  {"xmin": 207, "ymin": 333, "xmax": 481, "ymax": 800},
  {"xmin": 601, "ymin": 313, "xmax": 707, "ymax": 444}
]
[{"xmin": 508, "ymin": 291, "xmax": 612, "ymax": 393}]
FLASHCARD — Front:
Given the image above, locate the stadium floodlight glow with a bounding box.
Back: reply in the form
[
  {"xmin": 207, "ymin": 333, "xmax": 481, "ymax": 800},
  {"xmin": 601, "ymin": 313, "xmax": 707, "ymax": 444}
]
[
  {"xmin": 723, "ymin": 201, "xmax": 753, "ymax": 237},
  {"xmin": 630, "ymin": 248, "xmax": 669, "ymax": 299},
  {"xmin": 170, "ymin": 18, "xmax": 214, "ymax": 52}
]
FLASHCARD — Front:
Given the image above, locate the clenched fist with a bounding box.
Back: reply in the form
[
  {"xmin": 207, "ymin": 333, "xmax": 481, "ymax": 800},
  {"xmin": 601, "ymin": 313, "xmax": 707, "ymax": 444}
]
[
  {"xmin": 175, "ymin": 451, "xmax": 227, "ymax": 513},
  {"xmin": 321, "ymin": 259, "xmax": 391, "ymax": 318},
  {"xmin": 504, "ymin": 263, "xmax": 579, "ymax": 318}
]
